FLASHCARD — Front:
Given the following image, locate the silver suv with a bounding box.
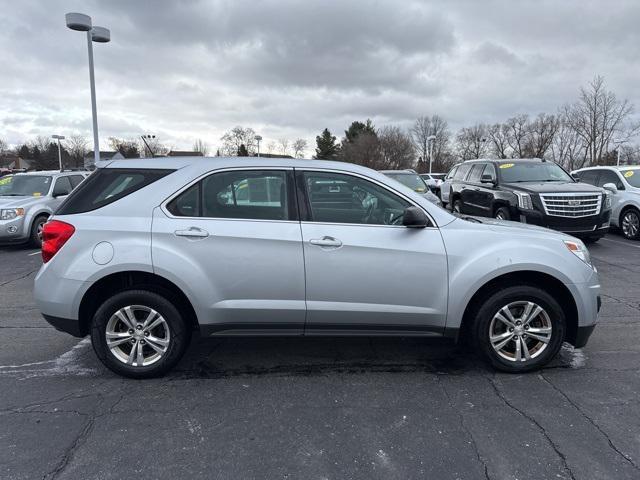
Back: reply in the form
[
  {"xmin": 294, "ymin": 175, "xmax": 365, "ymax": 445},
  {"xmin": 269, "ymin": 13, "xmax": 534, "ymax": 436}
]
[
  {"xmin": 572, "ymin": 166, "xmax": 640, "ymax": 240},
  {"xmin": 0, "ymin": 170, "xmax": 88, "ymax": 247},
  {"xmin": 34, "ymin": 158, "xmax": 600, "ymax": 378}
]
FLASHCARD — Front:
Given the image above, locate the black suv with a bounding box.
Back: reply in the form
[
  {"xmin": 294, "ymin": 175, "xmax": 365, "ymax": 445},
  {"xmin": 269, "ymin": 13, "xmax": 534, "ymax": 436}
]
[{"xmin": 448, "ymin": 158, "xmax": 612, "ymax": 241}]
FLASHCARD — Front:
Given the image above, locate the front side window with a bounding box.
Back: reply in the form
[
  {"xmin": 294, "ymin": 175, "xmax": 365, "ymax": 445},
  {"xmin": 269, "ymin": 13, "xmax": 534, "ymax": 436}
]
[
  {"xmin": 467, "ymin": 164, "xmax": 485, "ymax": 183},
  {"xmin": 303, "ymin": 171, "xmax": 410, "ymax": 225},
  {"xmin": 454, "ymin": 164, "xmax": 472, "ymax": 181},
  {"xmin": 68, "ymin": 175, "xmax": 85, "ymax": 189},
  {"xmin": 446, "ymin": 166, "xmax": 458, "ymax": 180},
  {"xmin": 0, "ymin": 175, "xmax": 51, "ymax": 197},
  {"xmin": 483, "ymin": 164, "xmax": 497, "ymax": 182},
  {"xmin": 53, "ymin": 177, "xmax": 72, "ymax": 197},
  {"xmin": 596, "ymin": 170, "xmax": 624, "ymax": 189},
  {"xmin": 201, "ymin": 170, "xmax": 290, "ymax": 220}
]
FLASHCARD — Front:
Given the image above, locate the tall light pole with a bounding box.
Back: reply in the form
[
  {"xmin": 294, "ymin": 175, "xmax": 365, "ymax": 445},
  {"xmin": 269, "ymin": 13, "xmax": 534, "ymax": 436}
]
[
  {"xmin": 52, "ymin": 135, "xmax": 65, "ymax": 171},
  {"xmin": 254, "ymin": 135, "xmax": 262, "ymax": 157},
  {"xmin": 65, "ymin": 13, "xmax": 110, "ymax": 167},
  {"xmin": 141, "ymin": 134, "xmax": 156, "ymax": 157},
  {"xmin": 427, "ymin": 135, "xmax": 436, "ymax": 173}
]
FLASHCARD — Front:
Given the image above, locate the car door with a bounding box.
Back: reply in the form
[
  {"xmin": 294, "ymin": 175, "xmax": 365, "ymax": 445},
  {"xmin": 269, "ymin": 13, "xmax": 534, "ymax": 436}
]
[
  {"xmin": 475, "ymin": 163, "xmax": 497, "ymax": 216},
  {"xmin": 595, "ymin": 169, "xmax": 626, "ymax": 216},
  {"xmin": 461, "ymin": 164, "xmax": 485, "ymax": 215},
  {"xmin": 440, "ymin": 166, "xmax": 458, "ymax": 203},
  {"xmin": 297, "ymin": 169, "xmax": 448, "ymax": 334},
  {"xmin": 152, "ymin": 168, "xmax": 306, "ymax": 334}
]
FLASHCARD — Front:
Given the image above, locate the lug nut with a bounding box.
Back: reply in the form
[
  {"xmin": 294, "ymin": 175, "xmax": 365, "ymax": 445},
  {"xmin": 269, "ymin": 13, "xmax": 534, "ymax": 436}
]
[
  {"xmin": 128, "ymin": 329, "xmax": 134, "ymax": 334},
  {"xmin": 524, "ymin": 325, "xmax": 529, "ymax": 330},
  {"xmin": 523, "ymin": 334, "xmax": 527, "ymax": 339},
  {"xmin": 140, "ymin": 340, "xmax": 146, "ymax": 345},
  {"xmin": 136, "ymin": 324, "xmax": 143, "ymax": 330},
  {"xmin": 130, "ymin": 338, "xmax": 136, "ymax": 344},
  {"xmin": 509, "ymin": 327, "xmax": 514, "ymax": 332},
  {"xmin": 516, "ymin": 321, "xmax": 522, "ymax": 326},
  {"xmin": 144, "ymin": 331, "xmax": 150, "ymax": 337}
]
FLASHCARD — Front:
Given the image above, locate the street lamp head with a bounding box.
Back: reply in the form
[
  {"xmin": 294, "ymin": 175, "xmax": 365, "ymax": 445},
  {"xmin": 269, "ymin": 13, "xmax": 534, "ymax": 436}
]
[
  {"xmin": 254, "ymin": 135, "xmax": 262, "ymax": 142},
  {"xmin": 91, "ymin": 26, "xmax": 111, "ymax": 43},
  {"xmin": 52, "ymin": 135, "xmax": 65, "ymax": 140},
  {"xmin": 66, "ymin": 12, "xmax": 92, "ymax": 31}
]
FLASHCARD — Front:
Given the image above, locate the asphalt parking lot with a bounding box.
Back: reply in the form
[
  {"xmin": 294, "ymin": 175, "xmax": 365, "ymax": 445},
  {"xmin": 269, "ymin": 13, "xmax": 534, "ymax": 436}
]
[{"xmin": 1, "ymin": 233, "xmax": 639, "ymax": 480}]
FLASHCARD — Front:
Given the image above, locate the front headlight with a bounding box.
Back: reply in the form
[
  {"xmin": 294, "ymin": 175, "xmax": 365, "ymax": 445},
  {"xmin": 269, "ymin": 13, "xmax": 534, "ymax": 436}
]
[
  {"xmin": 604, "ymin": 193, "xmax": 612, "ymax": 210},
  {"xmin": 514, "ymin": 191, "xmax": 533, "ymax": 210},
  {"xmin": 0, "ymin": 208, "xmax": 25, "ymax": 220},
  {"xmin": 564, "ymin": 239, "xmax": 592, "ymax": 267}
]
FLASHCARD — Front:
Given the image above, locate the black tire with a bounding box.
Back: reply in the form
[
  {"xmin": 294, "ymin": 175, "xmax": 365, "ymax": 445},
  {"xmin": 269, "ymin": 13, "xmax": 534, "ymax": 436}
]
[
  {"xmin": 472, "ymin": 285, "xmax": 565, "ymax": 373},
  {"xmin": 91, "ymin": 290, "xmax": 191, "ymax": 379},
  {"xmin": 30, "ymin": 215, "xmax": 48, "ymax": 248},
  {"xmin": 620, "ymin": 207, "xmax": 640, "ymax": 240},
  {"xmin": 453, "ymin": 199, "xmax": 463, "ymax": 214},
  {"xmin": 494, "ymin": 206, "xmax": 511, "ymax": 221}
]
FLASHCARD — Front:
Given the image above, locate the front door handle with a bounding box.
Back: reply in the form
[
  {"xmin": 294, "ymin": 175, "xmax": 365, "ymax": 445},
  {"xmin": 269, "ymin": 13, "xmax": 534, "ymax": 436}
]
[
  {"xmin": 174, "ymin": 227, "xmax": 209, "ymax": 238},
  {"xmin": 309, "ymin": 236, "xmax": 342, "ymax": 248}
]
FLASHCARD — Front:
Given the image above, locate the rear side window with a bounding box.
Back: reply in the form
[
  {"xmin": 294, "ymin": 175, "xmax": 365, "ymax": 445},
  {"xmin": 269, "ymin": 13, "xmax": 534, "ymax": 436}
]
[
  {"xmin": 68, "ymin": 175, "xmax": 85, "ymax": 189},
  {"xmin": 454, "ymin": 164, "xmax": 472, "ymax": 180},
  {"xmin": 578, "ymin": 170, "xmax": 599, "ymax": 186},
  {"xmin": 467, "ymin": 164, "xmax": 485, "ymax": 183},
  {"xmin": 57, "ymin": 168, "xmax": 174, "ymax": 215}
]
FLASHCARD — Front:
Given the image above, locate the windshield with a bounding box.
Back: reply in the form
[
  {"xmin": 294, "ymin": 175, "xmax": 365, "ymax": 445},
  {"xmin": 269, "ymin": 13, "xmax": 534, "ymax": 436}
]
[
  {"xmin": 431, "ymin": 174, "xmax": 446, "ymax": 180},
  {"xmin": 386, "ymin": 173, "xmax": 428, "ymax": 192},
  {"xmin": 0, "ymin": 175, "xmax": 52, "ymax": 197},
  {"xmin": 621, "ymin": 169, "xmax": 640, "ymax": 188},
  {"xmin": 499, "ymin": 162, "xmax": 573, "ymax": 183}
]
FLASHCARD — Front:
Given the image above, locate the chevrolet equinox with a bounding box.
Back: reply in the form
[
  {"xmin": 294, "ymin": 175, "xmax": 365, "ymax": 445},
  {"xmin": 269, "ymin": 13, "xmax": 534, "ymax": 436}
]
[{"xmin": 34, "ymin": 157, "xmax": 600, "ymax": 378}]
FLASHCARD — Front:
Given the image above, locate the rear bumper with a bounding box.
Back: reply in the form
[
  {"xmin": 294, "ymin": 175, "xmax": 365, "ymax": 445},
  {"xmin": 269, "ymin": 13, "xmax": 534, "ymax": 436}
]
[{"xmin": 42, "ymin": 314, "xmax": 84, "ymax": 337}]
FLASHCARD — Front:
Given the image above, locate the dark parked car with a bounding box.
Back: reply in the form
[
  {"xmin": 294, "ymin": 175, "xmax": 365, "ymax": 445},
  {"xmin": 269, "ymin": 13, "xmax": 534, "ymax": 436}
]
[{"xmin": 448, "ymin": 158, "xmax": 612, "ymax": 242}]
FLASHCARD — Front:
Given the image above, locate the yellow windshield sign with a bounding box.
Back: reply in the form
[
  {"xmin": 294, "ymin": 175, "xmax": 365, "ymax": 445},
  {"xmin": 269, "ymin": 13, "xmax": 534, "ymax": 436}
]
[
  {"xmin": 33, "ymin": 192, "xmax": 42, "ymax": 197},
  {"xmin": 0, "ymin": 177, "xmax": 11, "ymax": 185},
  {"xmin": 624, "ymin": 170, "xmax": 634, "ymax": 178},
  {"xmin": 499, "ymin": 163, "xmax": 515, "ymax": 169}
]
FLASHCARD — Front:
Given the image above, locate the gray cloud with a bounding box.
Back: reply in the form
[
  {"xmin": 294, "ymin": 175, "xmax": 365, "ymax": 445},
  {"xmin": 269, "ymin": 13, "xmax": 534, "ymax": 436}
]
[{"xmin": 0, "ymin": 0, "xmax": 638, "ymax": 153}]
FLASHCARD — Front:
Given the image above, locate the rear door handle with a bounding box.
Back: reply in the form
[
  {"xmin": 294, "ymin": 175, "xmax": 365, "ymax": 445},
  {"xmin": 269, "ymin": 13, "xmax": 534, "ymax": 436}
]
[
  {"xmin": 174, "ymin": 227, "xmax": 209, "ymax": 238},
  {"xmin": 309, "ymin": 236, "xmax": 342, "ymax": 248}
]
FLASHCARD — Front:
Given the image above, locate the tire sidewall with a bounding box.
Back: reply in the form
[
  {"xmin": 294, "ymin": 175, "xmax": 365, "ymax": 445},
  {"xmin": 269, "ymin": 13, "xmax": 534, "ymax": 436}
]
[
  {"xmin": 91, "ymin": 290, "xmax": 190, "ymax": 379},
  {"xmin": 474, "ymin": 285, "xmax": 565, "ymax": 372},
  {"xmin": 621, "ymin": 208, "xmax": 640, "ymax": 240},
  {"xmin": 30, "ymin": 216, "xmax": 47, "ymax": 248},
  {"xmin": 494, "ymin": 207, "xmax": 510, "ymax": 221}
]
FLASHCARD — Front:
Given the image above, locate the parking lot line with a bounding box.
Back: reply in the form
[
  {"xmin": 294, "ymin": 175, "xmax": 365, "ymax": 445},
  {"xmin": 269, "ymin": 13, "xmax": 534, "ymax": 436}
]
[
  {"xmin": 27, "ymin": 251, "xmax": 40, "ymax": 256},
  {"xmin": 601, "ymin": 237, "xmax": 640, "ymax": 249}
]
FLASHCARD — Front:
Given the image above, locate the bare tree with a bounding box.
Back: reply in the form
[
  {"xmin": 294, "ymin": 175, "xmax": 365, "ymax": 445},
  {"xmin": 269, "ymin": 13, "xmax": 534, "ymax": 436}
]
[
  {"xmin": 378, "ymin": 126, "xmax": 415, "ymax": 170},
  {"xmin": 522, "ymin": 113, "xmax": 559, "ymax": 158},
  {"xmin": 292, "ymin": 138, "xmax": 308, "ymax": 158},
  {"xmin": 549, "ymin": 108, "xmax": 589, "ymax": 170},
  {"xmin": 266, "ymin": 141, "xmax": 276, "ymax": 155},
  {"xmin": 278, "ymin": 138, "xmax": 289, "ymax": 156},
  {"xmin": 565, "ymin": 75, "xmax": 640, "ymax": 165},
  {"xmin": 65, "ymin": 134, "xmax": 89, "ymax": 168},
  {"xmin": 410, "ymin": 115, "xmax": 451, "ymax": 169},
  {"xmin": 505, "ymin": 114, "xmax": 530, "ymax": 158},
  {"xmin": 487, "ymin": 123, "xmax": 510, "ymax": 159},
  {"xmin": 109, "ymin": 137, "xmax": 141, "ymax": 158},
  {"xmin": 455, "ymin": 124, "xmax": 489, "ymax": 160},
  {"xmin": 220, "ymin": 126, "xmax": 257, "ymax": 156},
  {"xmin": 0, "ymin": 138, "xmax": 7, "ymax": 154},
  {"xmin": 193, "ymin": 138, "xmax": 209, "ymax": 156}
]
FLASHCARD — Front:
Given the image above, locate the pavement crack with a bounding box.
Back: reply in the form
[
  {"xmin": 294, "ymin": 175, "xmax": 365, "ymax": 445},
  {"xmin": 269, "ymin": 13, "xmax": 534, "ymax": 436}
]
[
  {"xmin": 438, "ymin": 376, "xmax": 491, "ymax": 480},
  {"xmin": 487, "ymin": 376, "xmax": 575, "ymax": 480},
  {"xmin": 539, "ymin": 373, "xmax": 640, "ymax": 471},
  {"xmin": 0, "ymin": 269, "xmax": 37, "ymax": 288}
]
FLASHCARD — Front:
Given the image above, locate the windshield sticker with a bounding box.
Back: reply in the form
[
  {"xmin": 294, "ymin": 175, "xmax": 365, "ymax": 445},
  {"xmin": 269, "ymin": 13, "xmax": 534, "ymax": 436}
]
[
  {"xmin": 0, "ymin": 177, "xmax": 11, "ymax": 185},
  {"xmin": 499, "ymin": 163, "xmax": 515, "ymax": 169},
  {"xmin": 624, "ymin": 170, "xmax": 634, "ymax": 178},
  {"xmin": 33, "ymin": 192, "xmax": 42, "ymax": 197}
]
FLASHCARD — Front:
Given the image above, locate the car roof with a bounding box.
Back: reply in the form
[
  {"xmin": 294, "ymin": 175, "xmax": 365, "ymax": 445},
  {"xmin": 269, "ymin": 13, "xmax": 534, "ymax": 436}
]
[
  {"xmin": 379, "ymin": 170, "xmax": 417, "ymax": 174},
  {"xmin": 15, "ymin": 170, "xmax": 89, "ymax": 177},
  {"xmin": 463, "ymin": 158, "xmax": 545, "ymax": 164},
  {"xmin": 574, "ymin": 165, "xmax": 640, "ymax": 171}
]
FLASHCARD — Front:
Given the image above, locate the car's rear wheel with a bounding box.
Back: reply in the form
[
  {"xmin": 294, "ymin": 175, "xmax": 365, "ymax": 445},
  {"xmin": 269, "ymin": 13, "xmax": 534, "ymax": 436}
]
[
  {"xmin": 621, "ymin": 207, "xmax": 640, "ymax": 240},
  {"xmin": 453, "ymin": 199, "xmax": 463, "ymax": 214},
  {"xmin": 91, "ymin": 290, "xmax": 191, "ymax": 379},
  {"xmin": 30, "ymin": 215, "xmax": 48, "ymax": 248},
  {"xmin": 473, "ymin": 285, "xmax": 565, "ymax": 372},
  {"xmin": 494, "ymin": 206, "xmax": 510, "ymax": 221}
]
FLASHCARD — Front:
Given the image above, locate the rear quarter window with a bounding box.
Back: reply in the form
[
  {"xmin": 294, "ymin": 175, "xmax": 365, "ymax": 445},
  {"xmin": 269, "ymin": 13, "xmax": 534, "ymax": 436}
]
[{"xmin": 56, "ymin": 168, "xmax": 174, "ymax": 215}]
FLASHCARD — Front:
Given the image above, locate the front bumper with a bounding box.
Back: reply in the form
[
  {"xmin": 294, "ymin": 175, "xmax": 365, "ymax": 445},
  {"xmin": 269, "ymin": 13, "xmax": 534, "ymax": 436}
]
[
  {"xmin": 0, "ymin": 217, "xmax": 29, "ymax": 243},
  {"xmin": 42, "ymin": 314, "xmax": 84, "ymax": 337},
  {"xmin": 514, "ymin": 207, "xmax": 611, "ymax": 236}
]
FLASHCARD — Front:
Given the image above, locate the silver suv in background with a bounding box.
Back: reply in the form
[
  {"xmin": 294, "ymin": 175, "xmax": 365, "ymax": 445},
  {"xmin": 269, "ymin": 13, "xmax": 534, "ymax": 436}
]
[
  {"xmin": 572, "ymin": 166, "xmax": 640, "ymax": 240},
  {"xmin": 34, "ymin": 157, "xmax": 600, "ymax": 378},
  {"xmin": 0, "ymin": 170, "xmax": 89, "ymax": 246}
]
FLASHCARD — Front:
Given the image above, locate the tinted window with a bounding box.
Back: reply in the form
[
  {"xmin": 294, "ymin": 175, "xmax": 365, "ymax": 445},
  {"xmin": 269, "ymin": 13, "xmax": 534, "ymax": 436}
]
[
  {"xmin": 483, "ymin": 163, "xmax": 497, "ymax": 182},
  {"xmin": 597, "ymin": 170, "xmax": 624, "ymax": 189},
  {"xmin": 454, "ymin": 164, "xmax": 472, "ymax": 180},
  {"xmin": 53, "ymin": 177, "xmax": 72, "ymax": 196},
  {"xmin": 303, "ymin": 172, "xmax": 410, "ymax": 225},
  {"xmin": 201, "ymin": 170, "xmax": 289, "ymax": 220},
  {"xmin": 57, "ymin": 168, "xmax": 174, "ymax": 215},
  {"xmin": 445, "ymin": 166, "xmax": 458, "ymax": 180},
  {"xmin": 431, "ymin": 174, "xmax": 446, "ymax": 180},
  {"xmin": 385, "ymin": 173, "xmax": 428, "ymax": 192},
  {"xmin": 578, "ymin": 170, "xmax": 599, "ymax": 186},
  {"xmin": 167, "ymin": 183, "xmax": 200, "ymax": 217},
  {"xmin": 467, "ymin": 164, "xmax": 485, "ymax": 183},
  {"xmin": 498, "ymin": 162, "xmax": 573, "ymax": 183},
  {"xmin": 68, "ymin": 175, "xmax": 85, "ymax": 189}
]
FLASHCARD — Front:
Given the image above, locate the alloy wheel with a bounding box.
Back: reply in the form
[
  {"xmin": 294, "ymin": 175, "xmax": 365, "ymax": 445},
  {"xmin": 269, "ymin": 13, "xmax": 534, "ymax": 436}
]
[
  {"xmin": 36, "ymin": 222, "xmax": 44, "ymax": 242},
  {"xmin": 489, "ymin": 301, "xmax": 552, "ymax": 362},
  {"xmin": 495, "ymin": 212, "xmax": 506, "ymax": 220},
  {"xmin": 105, "ymin": 305, "xmax": 170, "ymax": 367},
  {"xmin": 622, "ymin": 210, "xmax": 639, "ymax": 239}
]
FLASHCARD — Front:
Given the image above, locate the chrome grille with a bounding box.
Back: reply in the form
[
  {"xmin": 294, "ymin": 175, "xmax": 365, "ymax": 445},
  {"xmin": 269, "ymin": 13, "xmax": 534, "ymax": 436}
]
[{"xmin": 539, "ymin": 193, "xmax": 602, "ymax": 218}]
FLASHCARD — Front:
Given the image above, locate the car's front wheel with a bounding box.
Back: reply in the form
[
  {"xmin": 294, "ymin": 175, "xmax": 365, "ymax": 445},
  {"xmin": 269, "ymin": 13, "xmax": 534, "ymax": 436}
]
[
  {"xmin": 473, "ymin": 285, "xmax": 565, "ymax": 372},
  {"xmin": 621, "ymin": 207, "xmax": 640, "ymax": 240},
  {"xmin": 91, "ymin": 290, "xmax": 191, "ymax": 378},
  {"xmin": 453, "ymin": 199, "xmax": 463, "ymax": 214},
  {"xmin": 30, "ymin": 215, "xmax": 48, "ymax": 247}
]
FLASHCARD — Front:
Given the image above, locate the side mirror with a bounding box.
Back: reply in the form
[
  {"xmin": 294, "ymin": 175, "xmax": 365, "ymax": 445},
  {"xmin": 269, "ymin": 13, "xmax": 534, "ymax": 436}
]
[
  {"xmin": 402, "ymin": 206, "xmax": 428, "ymax": 228},
  {"xmin": 602, "ymin": 182, "xmax": 618, "ymax": 194},
  {"xmin": 571, "ymin": 174, "xmax": 580, "ymax": 182},
  {"xmin": 481, "ymin": 174, "xmax": 495, "ymax": 184}
]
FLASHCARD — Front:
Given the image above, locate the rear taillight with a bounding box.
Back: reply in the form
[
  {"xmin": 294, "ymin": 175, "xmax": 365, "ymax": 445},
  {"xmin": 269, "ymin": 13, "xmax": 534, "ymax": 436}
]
[{"xmin": 42, "ymin": 220, "xmax": 75, "ymax": 263}]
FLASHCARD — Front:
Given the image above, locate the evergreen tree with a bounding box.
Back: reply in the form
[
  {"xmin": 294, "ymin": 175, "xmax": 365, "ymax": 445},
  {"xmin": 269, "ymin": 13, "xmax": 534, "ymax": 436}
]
[
  {"xmin": 344, "ymin": 119, "xmax": 376, "ymax": 144},
  {"xmin": 237, "ymin": 144, "xmax": 249, "ymax": 156},
  {"xmin": 314, "ymin": 128, "xmax": 340, "ymax": 159}
]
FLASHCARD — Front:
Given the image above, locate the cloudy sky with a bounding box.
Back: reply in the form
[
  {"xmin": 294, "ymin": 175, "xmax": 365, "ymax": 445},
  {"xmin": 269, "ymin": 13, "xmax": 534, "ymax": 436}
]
[{"xmin": 1, "ymin": 0, "xmax": 639, "ymax": 154}]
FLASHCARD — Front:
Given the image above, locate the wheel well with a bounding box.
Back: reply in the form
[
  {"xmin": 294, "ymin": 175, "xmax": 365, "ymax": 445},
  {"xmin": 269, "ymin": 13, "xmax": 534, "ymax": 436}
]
[
  {"xmin": 459, "ymin": 271, "xmax": 579, "ymax": 344},
  {"xmin": 78, "ymin": 271, "xmax": 199, "ymax": 336},
  {"xmin": 30, "ymin": 212, "xmax": 49, "ymax": 229},
  {"xmin": 492, "ymin": 201, "xmax": 510, "ymax": 215}
]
